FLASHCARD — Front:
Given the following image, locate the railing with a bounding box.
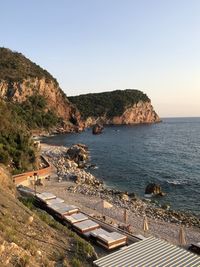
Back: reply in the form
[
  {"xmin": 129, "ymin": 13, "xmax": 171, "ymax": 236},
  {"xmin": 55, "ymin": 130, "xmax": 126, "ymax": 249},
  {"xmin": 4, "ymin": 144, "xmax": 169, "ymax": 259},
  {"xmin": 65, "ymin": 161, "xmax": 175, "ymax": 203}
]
[{"xmin": 13, "ymin": 156, "xmax": 52, "ymax": 185}]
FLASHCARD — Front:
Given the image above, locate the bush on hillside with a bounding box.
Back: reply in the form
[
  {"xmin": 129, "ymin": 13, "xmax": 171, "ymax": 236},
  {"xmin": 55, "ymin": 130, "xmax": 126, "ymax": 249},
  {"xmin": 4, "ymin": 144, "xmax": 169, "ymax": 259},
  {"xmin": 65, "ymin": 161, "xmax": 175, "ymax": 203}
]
[
  {"xmin": 14, "ymin": 95, "xmax": 60, "ymax": 129},
  {"xmin": 0, "ymin": 100, "xmax": 36, "ymax": 172}
]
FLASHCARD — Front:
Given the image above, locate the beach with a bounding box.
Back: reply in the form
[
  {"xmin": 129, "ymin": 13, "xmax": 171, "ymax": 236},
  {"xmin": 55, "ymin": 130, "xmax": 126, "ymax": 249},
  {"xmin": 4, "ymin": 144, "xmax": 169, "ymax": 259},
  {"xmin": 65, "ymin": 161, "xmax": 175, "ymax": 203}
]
[{"xmin": 38, "ymin": 142, "xmax": 200, "ymax": 247}]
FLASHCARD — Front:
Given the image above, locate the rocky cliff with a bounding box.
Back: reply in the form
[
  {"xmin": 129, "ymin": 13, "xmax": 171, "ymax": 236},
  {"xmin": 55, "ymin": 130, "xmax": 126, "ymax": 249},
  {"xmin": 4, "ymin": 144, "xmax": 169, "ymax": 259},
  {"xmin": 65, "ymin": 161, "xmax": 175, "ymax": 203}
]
[
  {"xmin": 0, "ymin": 48, "xmax": 83, "ymax": 132},
  {"xmin": 0, "ymin": 78, "xmax": 83, "ymax": 131},
  {"xmin": 85, "ymin": 101, "xmax": 160, "ymax": 126},
  {"xmin": 69, "ymin": 89, "xmax": 161, "ymax": 126}
]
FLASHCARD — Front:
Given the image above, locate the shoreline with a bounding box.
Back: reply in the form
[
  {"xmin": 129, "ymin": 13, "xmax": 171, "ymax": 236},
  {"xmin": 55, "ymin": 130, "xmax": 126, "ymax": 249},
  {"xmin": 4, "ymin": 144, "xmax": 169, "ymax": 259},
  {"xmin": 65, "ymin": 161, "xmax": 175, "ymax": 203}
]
[{"xmin": 39, "ymin": 142, "xmax": 200, "ymax": 246}]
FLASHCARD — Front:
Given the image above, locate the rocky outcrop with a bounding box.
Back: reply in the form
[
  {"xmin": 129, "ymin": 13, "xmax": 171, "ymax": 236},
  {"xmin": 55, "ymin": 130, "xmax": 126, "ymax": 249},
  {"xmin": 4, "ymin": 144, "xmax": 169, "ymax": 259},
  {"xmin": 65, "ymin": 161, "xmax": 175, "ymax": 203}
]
[
  {"xmin": 66, "ymin": 144, "xmax": 89, "ymax": 167},
  {"xmin": 0, "ymin": 78, "xmax": 84, "ymax": 132},
  {"xmin": 85, "ymin": 101, "xmax": 160, "ymax": 127},
  {"xmin": 92, "ymin": 124, "xmax": 104, "ymax": 134},
  {"xmin": 69, "ymin": 89, "xmax": 161, "ymax": 127},
  {"xmin": 145, "ymin": 183, "xmax": 166, "ymax": 196}
]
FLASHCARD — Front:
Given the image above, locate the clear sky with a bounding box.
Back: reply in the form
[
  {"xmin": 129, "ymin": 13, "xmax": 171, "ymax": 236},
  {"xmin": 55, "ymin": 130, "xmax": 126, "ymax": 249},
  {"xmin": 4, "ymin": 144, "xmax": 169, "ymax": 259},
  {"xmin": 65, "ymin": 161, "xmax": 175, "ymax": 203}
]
[{"xmin": 1, "ymin": 0, "xmax": 199, "ymax": 117}]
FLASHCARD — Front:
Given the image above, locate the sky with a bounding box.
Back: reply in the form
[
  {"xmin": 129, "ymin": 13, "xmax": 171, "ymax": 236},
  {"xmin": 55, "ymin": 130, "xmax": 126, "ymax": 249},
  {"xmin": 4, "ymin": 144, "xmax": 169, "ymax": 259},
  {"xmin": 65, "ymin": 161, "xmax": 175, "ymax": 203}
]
[{"xmin": 0, "ymin": 0, "xmax": 199, "ymax": 117}]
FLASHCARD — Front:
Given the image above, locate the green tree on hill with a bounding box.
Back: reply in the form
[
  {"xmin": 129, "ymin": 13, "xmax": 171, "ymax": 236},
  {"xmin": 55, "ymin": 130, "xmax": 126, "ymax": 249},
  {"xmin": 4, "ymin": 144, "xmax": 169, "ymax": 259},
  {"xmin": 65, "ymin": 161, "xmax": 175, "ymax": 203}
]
[{"xmin": 0, "ymin": 100, "xmax": 36, "ymax": 172}]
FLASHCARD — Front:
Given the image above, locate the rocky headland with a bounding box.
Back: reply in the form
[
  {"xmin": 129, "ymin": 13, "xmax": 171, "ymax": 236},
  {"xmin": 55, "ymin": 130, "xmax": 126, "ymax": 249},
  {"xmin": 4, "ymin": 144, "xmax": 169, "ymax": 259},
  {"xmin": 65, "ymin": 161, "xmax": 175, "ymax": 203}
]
[{"xmin": 69, "ymin": 90, "xmax": 161, "ymax": 127}]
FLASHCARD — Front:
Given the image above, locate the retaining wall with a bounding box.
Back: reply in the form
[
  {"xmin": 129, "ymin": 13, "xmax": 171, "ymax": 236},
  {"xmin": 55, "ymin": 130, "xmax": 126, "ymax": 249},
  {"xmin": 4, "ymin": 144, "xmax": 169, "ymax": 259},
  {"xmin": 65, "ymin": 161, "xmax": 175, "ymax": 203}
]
[{"xmin": 13, "ymin": 156, "xmax": 52, "ymax": 186}]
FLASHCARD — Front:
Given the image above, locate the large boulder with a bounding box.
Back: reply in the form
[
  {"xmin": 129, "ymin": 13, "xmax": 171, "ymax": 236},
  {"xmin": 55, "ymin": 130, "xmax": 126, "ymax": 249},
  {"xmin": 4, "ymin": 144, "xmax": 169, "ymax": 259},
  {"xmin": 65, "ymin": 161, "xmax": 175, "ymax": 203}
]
[
  {"xmin": 92, "ymin": 124, "xmax": 103, "ymax": 135},
  {"xmin": 145, "ymin": 183, "xmax": 166, "ymax": 196},
  {"xmin": 66, "ymin": 144, "xmax": 89, "ymax": 166}
]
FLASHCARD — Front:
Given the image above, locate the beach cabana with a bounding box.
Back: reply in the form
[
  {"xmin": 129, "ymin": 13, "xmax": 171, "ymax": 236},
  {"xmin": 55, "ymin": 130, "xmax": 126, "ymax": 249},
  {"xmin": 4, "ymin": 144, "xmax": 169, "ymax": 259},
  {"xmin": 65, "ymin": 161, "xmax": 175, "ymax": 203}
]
[
  {"xmin": 94, "ymin": 237, "xmax": 200, "ymax": 267},
  {"xmin": 64, "ymin": 213, "xmax": 88, "ymax": 224},
  {"xmin": 36, "ymin": 192, "xmax": 56, "ymax": 202},
  {"xmin": 73, "ymin": 219, "xmax": 100, "ymax": 234},
  {"xmin": 49, "ymin": 202, "xmax": 79, "ymax": 216},
  {"xmin": 90, "ymin": 228, "xmax": 127, "ymax": 250}
]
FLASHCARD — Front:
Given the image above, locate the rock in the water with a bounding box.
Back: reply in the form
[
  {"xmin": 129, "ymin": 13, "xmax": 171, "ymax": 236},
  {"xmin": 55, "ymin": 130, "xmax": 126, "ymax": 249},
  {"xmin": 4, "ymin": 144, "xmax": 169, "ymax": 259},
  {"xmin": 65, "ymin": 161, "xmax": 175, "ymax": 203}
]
[
  {"xmin": 92, "ymin": 124, "xmax": 103, "ymax": 135},
  {"xmin": 66, "ymin": 144, "xmax": 89, "ymax": 166},
  {"xmin": 145, "ymin": 183, "xmax": 166, "ymax": 196}
]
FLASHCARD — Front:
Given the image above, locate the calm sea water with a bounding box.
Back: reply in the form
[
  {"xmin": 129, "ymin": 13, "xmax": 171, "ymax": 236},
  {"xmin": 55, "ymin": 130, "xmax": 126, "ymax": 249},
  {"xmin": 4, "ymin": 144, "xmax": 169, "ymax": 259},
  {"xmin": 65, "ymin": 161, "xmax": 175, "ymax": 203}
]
[{"xmin": 43, "ymin": 118, "xmax": 200, "ymax": 216}]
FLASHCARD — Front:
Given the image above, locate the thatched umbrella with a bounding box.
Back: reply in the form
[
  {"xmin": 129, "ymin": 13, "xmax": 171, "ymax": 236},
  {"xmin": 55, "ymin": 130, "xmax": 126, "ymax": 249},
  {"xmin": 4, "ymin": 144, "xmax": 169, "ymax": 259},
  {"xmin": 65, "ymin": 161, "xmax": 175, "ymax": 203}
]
[
  {"xmin": 143, "ymin": 215, "xmax": 149, "ymax": 234},
  {"xmin": 179, "ymin": 225, "xmax": 186, "ymax": 246}
]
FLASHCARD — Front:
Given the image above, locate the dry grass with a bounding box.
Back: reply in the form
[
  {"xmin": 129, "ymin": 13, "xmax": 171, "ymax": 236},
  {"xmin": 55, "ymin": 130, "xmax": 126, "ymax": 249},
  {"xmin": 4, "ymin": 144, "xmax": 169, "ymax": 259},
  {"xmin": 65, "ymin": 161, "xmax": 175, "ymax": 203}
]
[{"xmin": 0, "ymin": 167, "xmax": 95, "ymax": 267}]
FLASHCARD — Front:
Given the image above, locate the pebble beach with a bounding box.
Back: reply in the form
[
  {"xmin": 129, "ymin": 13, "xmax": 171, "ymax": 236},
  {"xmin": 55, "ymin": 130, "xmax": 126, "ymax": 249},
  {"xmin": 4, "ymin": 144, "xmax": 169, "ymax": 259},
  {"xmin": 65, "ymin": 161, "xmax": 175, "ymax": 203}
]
[{"xmin": 39, "ymin": 142, "xmax": 200, "ymax": 247}]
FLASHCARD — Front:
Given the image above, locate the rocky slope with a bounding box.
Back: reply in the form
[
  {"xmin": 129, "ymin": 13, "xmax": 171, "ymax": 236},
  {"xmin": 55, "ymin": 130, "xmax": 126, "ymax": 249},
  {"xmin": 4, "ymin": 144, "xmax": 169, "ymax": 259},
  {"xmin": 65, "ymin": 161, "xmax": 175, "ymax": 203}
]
[
  {"xmin": 69, "ymin": 90, "xmax": 160, "ymax": 127},
  {"xmin": 0, "ymin": 48, "xmax": 83, "ymax": 132},
  {"xmin": 0, "ymin": 165, "xmax": 95, "ymax": 266}
]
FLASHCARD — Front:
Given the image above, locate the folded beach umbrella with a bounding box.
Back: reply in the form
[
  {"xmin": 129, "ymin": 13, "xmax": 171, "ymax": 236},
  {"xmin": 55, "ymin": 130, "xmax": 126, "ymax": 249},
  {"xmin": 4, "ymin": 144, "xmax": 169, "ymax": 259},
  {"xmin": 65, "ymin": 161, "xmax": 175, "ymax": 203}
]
[
  {"xmin": 143, "ymin": 215, "xmax": 149, "ymax": 233},
  {"xmin": 124, "ymin": 208, "xmax": 128, "ymax": 224},
  {"xmin": 102, "ymin": 200, "xmax": 113, "ymax": 209},
  {"xmin": 97, "ymin": 200, "xmax": 113, "ymax": 215},
  {"xmin": 179, "ymin": 225, "xmax": 186, "ymax": 246}
]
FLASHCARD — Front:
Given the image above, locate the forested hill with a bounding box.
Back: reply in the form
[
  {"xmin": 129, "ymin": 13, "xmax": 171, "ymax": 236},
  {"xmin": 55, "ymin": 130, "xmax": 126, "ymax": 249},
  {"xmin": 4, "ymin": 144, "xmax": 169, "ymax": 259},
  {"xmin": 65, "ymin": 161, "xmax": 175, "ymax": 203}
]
[
  {"xmin": 0, "ymin": 47, "xmax": 57, "ymax": 83},
  {"xmin": 69, "ymin": 89, "xmax": 150, "ymax": 118},
  {"xmin": 69, "ymin": 89, "xmax": 160, "ymax": 126}
]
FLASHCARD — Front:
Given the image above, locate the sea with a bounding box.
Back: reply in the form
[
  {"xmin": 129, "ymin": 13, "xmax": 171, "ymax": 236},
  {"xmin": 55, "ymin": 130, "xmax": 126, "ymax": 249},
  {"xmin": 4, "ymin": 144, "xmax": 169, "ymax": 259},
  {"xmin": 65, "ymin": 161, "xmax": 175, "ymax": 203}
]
[{"xmin": 43, "ymin": 118, "xmax": 200, "ymax": 216}]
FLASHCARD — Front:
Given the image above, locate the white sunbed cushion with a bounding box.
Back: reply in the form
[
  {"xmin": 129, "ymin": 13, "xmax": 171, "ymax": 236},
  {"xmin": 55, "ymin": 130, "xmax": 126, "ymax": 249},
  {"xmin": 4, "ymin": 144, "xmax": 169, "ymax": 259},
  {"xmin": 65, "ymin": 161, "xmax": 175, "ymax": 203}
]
[
  {"xmin": 64, "ymin": 213, "xmax": 88, "ymax": 224},
  {"xmin": 99, "ymin": 234, "xmax": 115, "ymax": 243},
  {"xmin": 97, "ymin": 231, "xmax": 126, "ymax": 244},
  {"xmin": 50, "ymin": 202, "xmax": 78, "ymax": 214},
  {"xmin": 46, "ymin": 198, "xmax": 64, "ymax": 206},
  {"xmin": 90, "ymin": 228, "xmax": 111, "ymax": 238},
  {"xmin": 49, "ymin": 202, "xmax": 68, "ymax": 210},
  {"xmin": 74, "ymin": 219, "xmax": 99, "ymax": 231},
  {"xmin": 36, "ymin": 192, "xmax": 56, "ymax": 201},
  {"xmin": 109, "ymin": 232, "xmax": 126, "ymax": 240}
]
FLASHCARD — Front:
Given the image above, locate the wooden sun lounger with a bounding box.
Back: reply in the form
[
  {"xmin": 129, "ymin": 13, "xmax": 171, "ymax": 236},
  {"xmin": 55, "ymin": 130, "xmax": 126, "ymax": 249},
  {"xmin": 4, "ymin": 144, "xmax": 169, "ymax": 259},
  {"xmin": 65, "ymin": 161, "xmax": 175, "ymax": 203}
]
[
  {"xmin": 36, "ymin": 192, "xmax": 56, "ymax": 202},
  {"xmin": 49, "ymin": 202, "xmax": 79, "ymax": 216},
  {"xmin": 73, "ymin": 219, "xmax": 100, "ymax": 234},
  {"xmin": 64, "ymin": 213, "xmax": 88, "ymax": 224},
  {"xmin": 90, "ymin": 228, "xmax": 127, "ymax": 250},
  {"xmin": 45, "ymin": 197, "xmax": 65, "ymax": 206}
]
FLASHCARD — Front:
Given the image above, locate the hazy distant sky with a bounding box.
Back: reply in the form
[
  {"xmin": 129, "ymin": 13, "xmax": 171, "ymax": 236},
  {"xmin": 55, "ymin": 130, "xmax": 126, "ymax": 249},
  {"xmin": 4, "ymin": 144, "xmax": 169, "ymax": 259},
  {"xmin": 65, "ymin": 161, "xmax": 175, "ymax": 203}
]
[{"xmin": 1, "ymin": 0, "xmax": 199, "ymax": 117}]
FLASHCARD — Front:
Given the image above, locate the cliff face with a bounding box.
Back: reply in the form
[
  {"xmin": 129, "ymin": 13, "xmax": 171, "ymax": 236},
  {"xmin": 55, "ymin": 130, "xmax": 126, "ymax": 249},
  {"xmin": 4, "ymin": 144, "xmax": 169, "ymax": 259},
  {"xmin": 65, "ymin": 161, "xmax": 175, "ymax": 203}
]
[
  {"xmin": 85, "ymin": 100, "xmax": 160, "ymax": 126},
  {"xmin": 0, "ymin": 47, "xmax": 83, "ymax": 132},
  {"xmin": 69, "ymin": 90, "xmax": 160, "ymax": 127},
  {"xmin": 0, "ymin": 78, "xmax": 83, "ymax": 131}
]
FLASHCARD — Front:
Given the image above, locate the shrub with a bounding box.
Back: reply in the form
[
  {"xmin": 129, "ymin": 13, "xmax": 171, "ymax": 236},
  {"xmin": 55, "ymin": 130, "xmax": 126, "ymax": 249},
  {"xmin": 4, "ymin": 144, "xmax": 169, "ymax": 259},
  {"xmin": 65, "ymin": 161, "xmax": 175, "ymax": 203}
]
[{"xmin": 71, "ymin": 258, "xmax": 82, "ymax": 267}]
